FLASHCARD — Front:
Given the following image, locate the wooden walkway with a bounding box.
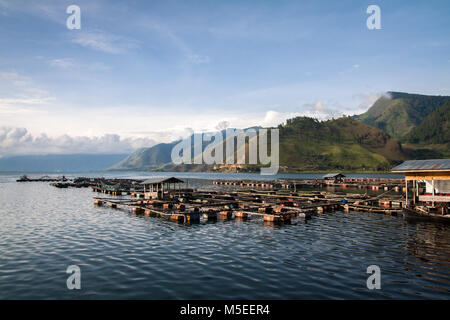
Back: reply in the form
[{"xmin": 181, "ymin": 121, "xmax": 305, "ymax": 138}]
[{"xmin": 92, "ymin": 184, "xmax": 404, "ymax": 225}]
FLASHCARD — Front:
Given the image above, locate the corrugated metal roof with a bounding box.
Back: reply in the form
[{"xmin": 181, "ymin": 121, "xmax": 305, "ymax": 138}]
[
  {"xmin": 391, "ymin": 159, "xmax": 450, "ymax": 172},
  {"xmin": 322, "ymin": 173, "xmax": 345, "ymax": 179},
  {"xmin": 141, "ymin": 177, "xmax": 184, "ymax": 185}
]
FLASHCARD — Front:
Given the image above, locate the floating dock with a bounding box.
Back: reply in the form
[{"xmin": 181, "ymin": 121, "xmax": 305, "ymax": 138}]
[
  {"xmin": 212, "ymin": 178, "xmax": 404, "ymax": 191},
  {"xmin": 28, "ymin": 175, "xmax": 408, "ymax": 225},
  {"xmin": 91, "ymin": 181, "xmax": 404, "ymax": 225}
]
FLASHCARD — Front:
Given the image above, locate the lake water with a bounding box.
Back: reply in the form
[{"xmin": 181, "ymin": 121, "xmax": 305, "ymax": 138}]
[{"xmin": 0, "ymin": 172, "xmax": 449, "ymax": 299}]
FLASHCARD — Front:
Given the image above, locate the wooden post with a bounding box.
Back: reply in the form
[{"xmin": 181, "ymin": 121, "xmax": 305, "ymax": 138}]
[
  {"xmin": 432, "ymin": 179, "xmax": 435, "ymax": 207},
  {"xmin": 416, "ymin": 180, "xmax": 419, "ymax": 199},
  {"xmin": 405, "ymin": 179, "xmax": 408, "ymax": 207}
]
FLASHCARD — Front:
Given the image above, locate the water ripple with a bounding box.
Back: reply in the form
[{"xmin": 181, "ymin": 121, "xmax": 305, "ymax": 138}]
[{"xmin": 0, "ymin": 178, "xmax": 449, "ymax": 299}]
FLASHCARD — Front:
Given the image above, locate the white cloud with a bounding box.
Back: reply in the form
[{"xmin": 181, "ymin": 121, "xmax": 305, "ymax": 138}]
[
  {"xmin": 0, "ymin": 126, "xmax": 157, "ymax": 156},
  {"xmin": 0, "ymin": 72, "xmax": 21, "ymax": 80},
  {"xmin": 188, "ymin": 54, "xmax": 210, "ymax": 64},
  {"xmin": 89, "ymin": 62, "xmax": 111, "ymax": 71},
  {"xmin": 302, "ymin": 100, "xmax": 344, "ymax": 120},
  {"xmin": 138, "ymin": 19, "xmax": 211, "ymax": 65},
  {"xmin": 352, "ymin": 92, "xmax": 389, "ymax": 112},
  {"xmin": 0, "ymin": 97, "xmax": 52, "ymax": 106},
  {"xmin": 262, "ymin": 100, "xmax": 347, "ymax": 127},
  {"xmin": 215, "ymin": 121, "xmax": 230, "ymax": 131},
  {"xmin": 48, "ymin": 58, "xmax": 111, "ymax": 71},
  {"xmin": 49, "ymin": 58, "xmax": 75, "ymax": 69},
  {"xmin": 339, "ymin": 64, "xmax": 362, "ymax": 75},
  {"xmin": 71, "ymin": 31, "xmax": 139, "ymax": 54},
  {"xmin": 262, "ymin": 110, "xmax": 305, "ymax": 127},
  {"xmin": 137, "ymin": 19, "xmax": 191, "ymax": 54},
  {"xmin": 0, "ymin": 71, "xmax": 55, "ymax": 115}
]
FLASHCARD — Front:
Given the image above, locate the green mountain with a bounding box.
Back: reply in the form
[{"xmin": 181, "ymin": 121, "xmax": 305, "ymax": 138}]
[
  {"xmin": 110, "ymin": 129, "xmax": 262, "ymax": 171},
  {"xmin": 405, "ymin": 102, "xmax": 450, "ymax": 144},
  {"xmin": 109, "ymin": 117, "xmax": 406, "ymax": 172},
  {"xmin": 354, "ymin": 92, "xmax": 450, "ymax": 140},
  {"xmin": 109, "ymin": 91, "xmax": 450, "ymax": 173},
  {"xmin": 402, "ymin": 102, "xmax": 450, "ymax": 158},
  {"xmin": 277, "ymin": 117, "xmax": 405, "ymax": 171},
  {"xmin": 108, "ymin": 142, "xmax": 178, "ymax": 170}
]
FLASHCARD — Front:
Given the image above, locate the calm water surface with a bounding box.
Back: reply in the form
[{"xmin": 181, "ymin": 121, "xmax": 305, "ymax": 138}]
[{"xmin": 0, "ymin": 173, "xmax": 449, "ymax": 299}]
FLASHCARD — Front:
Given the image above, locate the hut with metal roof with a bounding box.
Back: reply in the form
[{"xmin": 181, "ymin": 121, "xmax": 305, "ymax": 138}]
[
  {"xmin": 140, "ymin": 177, "xmax": 184, "ymax": 200},
  {"xmin": 391, "ymin": 159, "xmax": 450, "ymax": 206},
  {"xmin": 322, "ymin": 173, "xmax": 346, "ymax": 183}
]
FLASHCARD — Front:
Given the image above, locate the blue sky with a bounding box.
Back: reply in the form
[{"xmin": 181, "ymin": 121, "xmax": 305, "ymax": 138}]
[{"xmin": 0, "ymin": 0, "xmax": 449, "ymax": 155}]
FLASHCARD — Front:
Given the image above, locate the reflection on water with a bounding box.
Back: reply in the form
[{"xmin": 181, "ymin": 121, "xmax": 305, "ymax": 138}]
[
  {"xmin": 405, "ymin": 222, "xmax": 450, "ymax": 293},
  {"xmin": 0, "ymin": 173, "xmax": 449, "ymax": 299}
]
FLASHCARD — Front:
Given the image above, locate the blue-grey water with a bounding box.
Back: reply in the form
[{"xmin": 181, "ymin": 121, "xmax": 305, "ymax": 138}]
[{"xmin": 0, "ymin": 172, "xmax": 449, "ymax": 299}]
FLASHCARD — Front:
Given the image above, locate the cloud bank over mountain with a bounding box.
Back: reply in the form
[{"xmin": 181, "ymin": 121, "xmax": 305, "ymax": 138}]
[
  {"xmin": 0, "ymin": 127, "xmax": 157, "ymax": 156},
  {"xmin": 0, "ymin": 97, "xmax": 366, "ymax": 157}
]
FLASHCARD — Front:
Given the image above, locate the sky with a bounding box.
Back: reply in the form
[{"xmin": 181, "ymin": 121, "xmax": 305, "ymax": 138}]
[{"xmin": 0, "ymin": 0, "xmax": 449, "ymax": 155}]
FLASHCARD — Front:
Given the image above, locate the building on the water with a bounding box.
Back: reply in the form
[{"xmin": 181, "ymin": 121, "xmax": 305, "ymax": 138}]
[
  {"xmin": 391, "ymin": 159, "xmax": 450, "ymax": 209},
  {"xmin": 322, "ymin": 173, "xmax": 346, "ymax": 183},
  {"xmin": 141, "ymin": 177, "xmax": 184, "ymax": 200}
]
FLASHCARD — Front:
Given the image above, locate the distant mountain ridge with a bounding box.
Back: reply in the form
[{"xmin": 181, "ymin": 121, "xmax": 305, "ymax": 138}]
[
  {"xmin": 0, "ymin": 154, "xmax": 128, "ymax": 172},
  {"xmin": 109, "ymin": 142, "xmax": 179, "ymax": 171},
  {"xmin": 109, "ymin": 128, "xmax": 263, "ymax": 171},
  {"xmin": 354, "ymin": 92, "xmax": 450, "ymax": 140},
  {"xmin": 109, "ymin": 118, "xmax": 406, "ymax": 172}
]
